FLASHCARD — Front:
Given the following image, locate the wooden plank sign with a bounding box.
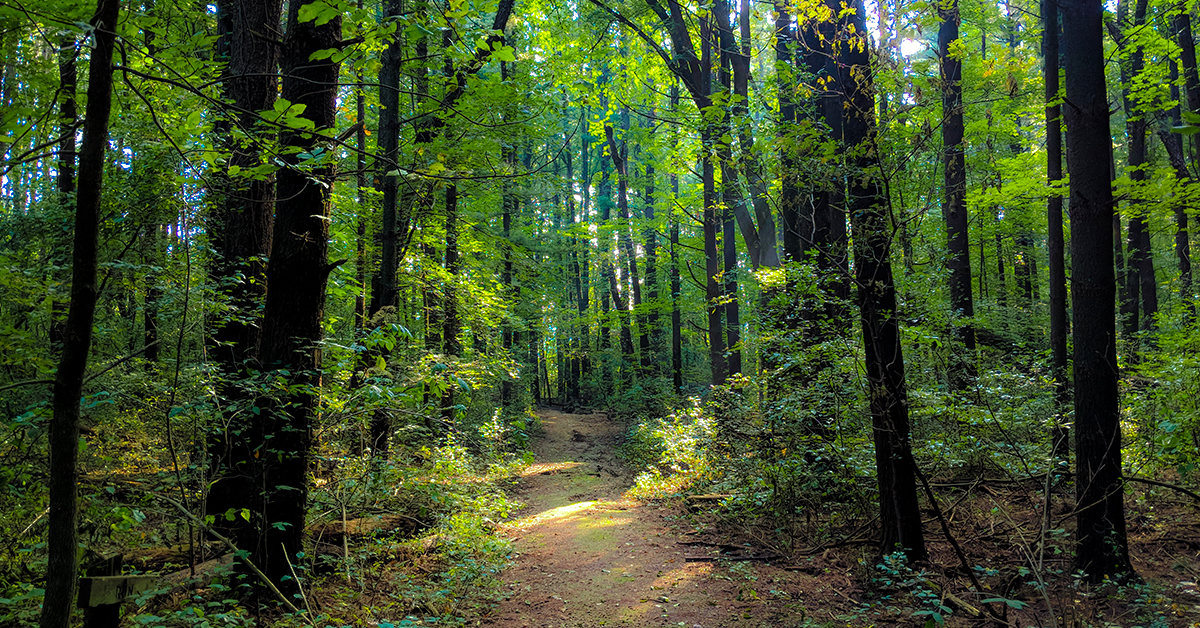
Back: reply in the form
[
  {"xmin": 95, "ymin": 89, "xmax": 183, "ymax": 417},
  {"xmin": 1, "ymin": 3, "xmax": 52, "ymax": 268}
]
[{"xmin": 77, "ymin": 575, "xmax": 157, "ymax": 608}]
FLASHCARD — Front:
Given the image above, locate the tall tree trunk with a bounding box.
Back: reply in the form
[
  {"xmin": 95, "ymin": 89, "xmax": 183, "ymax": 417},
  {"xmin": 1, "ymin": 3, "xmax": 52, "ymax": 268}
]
[
  {"xmin": 643, "ymin": 159, "xmax": 660, "ymax": 371},
  {"xmin": 1044, "ymin": 0, "xmax": 1070, "ymax": 463},
  {"xmin": 701, "ymin": 16, "xmax": 726, "ymax": 386},
  {"xmin": 776, "ymin": 2, "xmax": 802, "ymax": 264},
  {"xmin": 374, "ymin": 0, "xmax": 403, "ymax": 318},
  {"xmin": 1113, "ymin": 0, "xmax": 1147, "ymax": 341},
  {"xmin": 838, "ymin": 0, "xmax": 926, "ymax": 562},
  {"xmin": 995, "ymin": 232, "xmax": 1007, "ymax": 307},
  {"xmin": 442, "ymin": 183, "xmax": 460, "ymax": 424},
  {"xmin": 207, "ymin": 0, "xmax": 281, "ymax": 546},
  {"xmin": 715, "ymin": 0, "xmax": 740, "ymax": 377},
  {"xmin": 1063, "ymin": 0, "xmax": 1134, "ymax": 582},
  {"xmin": 670, "ymin": 86, "xmax": 683, "ymax": 392},
  {"xmin": 50, "ymin": 35, "xmax": 76, "ymax": 352},
  {"xmin": 41, "ymin": 1, "xmax": 119, "ymax": 625},
  {"xmin": 564, "ymin": 136, "xmax": 583, "ymax": 405},
  {"xmin": 1174, "ymin": 11, "xmax": 1200, "ymax": 171},
  {"xmin": 604, "ymin": 120, "xmax": 644, "ymax": 376},
  {"xmin": 735, "ymin": 0, "xmax": 779, "ymax": 268},
  {"xmin": 1119, "ymin": 0, "xmax": 1156, "ymax": 336},
  {"xmin": 1160, "ymin": 60, "xmax": 1194, "ymax": 321},
  {"xmin": 355, "ymin": 18, "xmax": 368, "ymax": 337},
  {"xmin": 143, "ymin": 224, "xmax": 161, "ymax": 366},
  {"xmin": 939, "ymin": 0, "xmax": 976, "ymax": 387},
  {"xmin": 254, "ymin": 0, "xmax": 341, "ymax": 592},
  {"xmin": 501, "ymin": 140, "xmax": 517, "ymax": 408},
  {"xmin": 578, "ymin": 117, "xmax": 592, "ymax": 395}
]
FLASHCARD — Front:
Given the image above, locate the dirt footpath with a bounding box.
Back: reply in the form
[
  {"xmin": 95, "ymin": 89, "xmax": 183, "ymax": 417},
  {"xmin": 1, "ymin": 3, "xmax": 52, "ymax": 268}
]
[{"xmin": 476, "ymin": 409, "xmax": 824, "ymax": 628}]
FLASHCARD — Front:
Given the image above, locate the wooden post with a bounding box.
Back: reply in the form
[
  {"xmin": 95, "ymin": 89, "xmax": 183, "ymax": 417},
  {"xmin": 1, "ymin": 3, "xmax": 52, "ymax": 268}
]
[{"xmin": 78, "ymin": 558, "xmax": 155, "ymax": 628}]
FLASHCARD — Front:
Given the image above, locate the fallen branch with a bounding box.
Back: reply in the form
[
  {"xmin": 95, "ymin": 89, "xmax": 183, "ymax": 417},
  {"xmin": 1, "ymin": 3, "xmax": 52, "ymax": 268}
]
[
  {"xmin": 913, "ymin": 464, "xmax": 1006, "ymax": 623},
  {"xmin": 931, "ymin": 473, "xmax": 1200, "ymax": 503},
  {"xmin": 145, "ymin": 493, "xmax": 307, "ymax": 619},
  {"xmin": 684, "ymin": 554, "xmax": 783, "ymax": 563}
]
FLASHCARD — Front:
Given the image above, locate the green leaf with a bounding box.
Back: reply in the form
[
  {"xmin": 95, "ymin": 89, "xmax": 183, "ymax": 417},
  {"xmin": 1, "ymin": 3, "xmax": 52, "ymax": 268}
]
[
  {"xmin": 297, "ymin": 0, "xmax": 341, "ymax": 26},
  {"xmin": 491, "ymin": 44, "xmax": 517, "ymax": 63}
]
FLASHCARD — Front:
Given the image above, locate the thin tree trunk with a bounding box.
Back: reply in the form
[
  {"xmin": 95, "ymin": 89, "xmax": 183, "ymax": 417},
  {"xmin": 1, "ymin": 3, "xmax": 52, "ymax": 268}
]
[
  {"xmin": 578, "ymin": 116, "xmax": 592, "ymax": 393},
  {"xmin": 50, "ymin": 35, "xmax": 76, "ymax": 352},
  {"xmin": 776, "ymin": 1, "xmax": 802, "ymax": 264},
  {"xmin": 643, "ymin": 158, "xmax": 660, "ymax": 371},
  {"xmin": 670, "ymin": 86, "xmax": 683, "ymax": 392},
  {"xmin": 1160, "ymin": 60, "xmax": 1194, "ymax": 321},
  {"xmin": 715, "ymin": 0, "xmax": 740, "ymax": 376},
  {"xmin": 374, "ymin": 0, "xmax": 403, "ymax": 317},
  {"xmin": 355, "ymin": 25, "xmax": 368, "ymax": 337},
  {"xmin": 1174, "ymin": 11, "xmax": 1200, "ymax": 171},
  {"xmin": 1044, "ymin": 0, "xmax": 1070, "ymax": 462},
  {"xmin": 702, "ymin": 16, "xmax": 726, "ymax": 386},
  {"xmin": 939, "ymin": 0, "xmax": 976, "ymax": 387},
  {"xmin": 605, "ymin": 120, "xmax": 645, "ymax": 375},
  {"xmin": 502, "ymin": 139, "xmax": 517, "ymax": 408},
  {"xmin": 735, "ymin": 0, "xmax": 779, "ymax": 268},
  {"xmin": 41, "ymin": 1, "xmax": 119, "ymax": 624},
  {"xmin": 1113, "ymin": 0, "xmax": 1149, "ymax": 341},
  {"xmin": 144, "ymin": 224, "xmax": 161, "ymax": 366},
  {"xmin": 442, "ymin": 183, "xmax": 460, "ymax": 424}
]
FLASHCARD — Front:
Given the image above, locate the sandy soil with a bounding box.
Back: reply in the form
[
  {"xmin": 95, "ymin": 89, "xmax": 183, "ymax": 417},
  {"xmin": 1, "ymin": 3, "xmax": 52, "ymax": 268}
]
[{"xmin": 473, "ymin": 409, "xmax": 819, "ymax": 628}]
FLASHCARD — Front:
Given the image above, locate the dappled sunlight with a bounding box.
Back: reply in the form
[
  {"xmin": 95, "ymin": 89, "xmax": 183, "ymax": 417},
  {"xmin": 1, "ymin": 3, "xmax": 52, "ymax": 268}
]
[
  {"xmin": 514, "ymin": 499, "xmax": 597, "ymax": 527},
  {"xmin": 518, "ymin": 461, "xmax": 581, "ymax": 477},
  {"xmin": 507, "ymin": 499, "xmax": 638, "ymax": 531}
]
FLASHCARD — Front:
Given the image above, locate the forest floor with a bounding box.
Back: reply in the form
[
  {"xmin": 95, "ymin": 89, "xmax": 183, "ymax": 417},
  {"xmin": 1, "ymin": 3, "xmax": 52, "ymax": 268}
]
[
  {"xmin": 466, "ymin": 408, "xmax": 1200, "ymax": 628},
  {"xmin": 472, "ymin": 408, "xmax": 834, "ymax": 628}
]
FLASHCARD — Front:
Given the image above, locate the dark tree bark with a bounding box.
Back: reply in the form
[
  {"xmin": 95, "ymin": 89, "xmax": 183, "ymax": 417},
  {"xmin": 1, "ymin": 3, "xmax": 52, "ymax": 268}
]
[
  {"xmin": 605, "ymin": 120, "xmax": 645, "ymax": 375},
  {"xmin": 698, "ymin": 16, "xmax": 726, "ymax": 386},
  {"xmin": 734, "ymin": 0, "xmax": 779, "ymax": 269},
  {"xmin": 1112, "ymin": 0, "xmax": 1151, "ymax": 341},
  {"xmin": 374, "ymin": 0, "xmax": 403, "ymax": 318},
  {"xmin": 355, "ymin": 18, "xmax": 368, "ymax": 337},
  {"xmin": 577, "ymin": 117, "xmax": 592, "ymax": 394},
  {"xmin": 1174, "ymin": 11, "xmax": 1200, "ymax": 171},
  {"xmin": 1044, "ymin": 0, "xmax": 1070, "ymax": 462},
  {"xmin": 1160, "ymin": 60, "xmax": 1194, "ymax": 321},
  {"xmin": 41, "ymin": 0, "xmax": 119, "ymax": 625},
  {"xmin": 207, "ymin": 0, "xmax": 281, "ymax": 550},
  {"xmin": 49, "ymin": 35, "xmax": 76, "ymax": 353},
  {"xmin": 254, "ymin": 0, "xmax": 341, "ymax": 592},
  {"xmin": 595, "ymin": 0, "xmax": 724, "ymax": 383},
  {"xmin": 939, "ymin": 0, "xmax": 976, "ymax": 387},
  {"xmin": 442, "ymin": 183, "xmax": 460, "ymax": 424},
  {"xmin": 670, "ymin": 86, "xmax": 684, "ymax": 392},
  {"xmin": 143, "ymin": 224, "xmax": 161, "ymax": 366},
  {"xmin": 564, "ymin": 134, "xmax": 583, "ymax": 404},
  {"xmin": 715, "ymin": 0, "xmax": 740, "ymax": 377},
  {"xmin": 838, "ymin": 0, "xmax": 926, "ymax": 563},
  {"xmin": 775, "ymin": 1, "xmax": 802, "ymax": 264},
  {"xmin": 501, "ymin": 134, "xmax": 517, "ymax": 408},
  {"xmin": 1063, "ymin": 0, "xmax": 1134, "ymax": 582},
  {"xmin": 643, "ymin": 158, "xmax": 661, "ymax": 371},
  {"xmin": 1121, "ymin": 0, "xmax": 1157, "ymax": 335}
]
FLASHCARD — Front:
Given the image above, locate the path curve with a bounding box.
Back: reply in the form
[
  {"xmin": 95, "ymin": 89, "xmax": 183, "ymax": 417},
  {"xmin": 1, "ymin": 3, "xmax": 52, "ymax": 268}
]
[{"xmin": 477, "ymin": 409, "xmax": 821, "ymax": 628}]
